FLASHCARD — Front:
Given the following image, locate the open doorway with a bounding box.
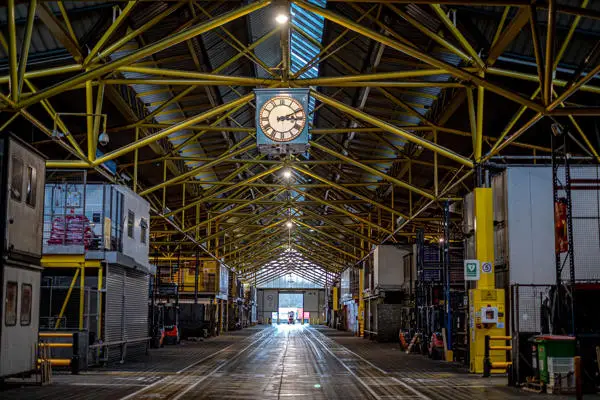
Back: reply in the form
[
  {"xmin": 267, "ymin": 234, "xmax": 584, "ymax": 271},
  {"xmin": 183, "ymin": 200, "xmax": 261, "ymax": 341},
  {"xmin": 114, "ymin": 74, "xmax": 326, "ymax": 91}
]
[{"xmin": 278, "ymin": 292, "xmax": 303, "ymax": 324}]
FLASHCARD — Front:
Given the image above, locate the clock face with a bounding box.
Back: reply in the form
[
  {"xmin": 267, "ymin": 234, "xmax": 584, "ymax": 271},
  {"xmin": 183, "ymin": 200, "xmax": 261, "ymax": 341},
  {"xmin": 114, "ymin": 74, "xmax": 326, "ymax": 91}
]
[{"xmin": 259, "ymin": 96, "xmax": 306, "ymax": 142}]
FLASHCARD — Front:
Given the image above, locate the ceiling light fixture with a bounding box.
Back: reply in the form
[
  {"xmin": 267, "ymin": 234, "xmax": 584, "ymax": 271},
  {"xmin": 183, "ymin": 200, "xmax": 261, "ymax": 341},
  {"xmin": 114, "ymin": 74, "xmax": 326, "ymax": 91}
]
[
  {"xmin": 286, "ymin": 221, "xmax": 294, "ymax": 229},
  {"xmin": 283, "ymin": 169, "xmax": 292, "ymax": 179},
  {"xmin": 275, "ymin": 13, "xmax": 289, "ymax": 24}
]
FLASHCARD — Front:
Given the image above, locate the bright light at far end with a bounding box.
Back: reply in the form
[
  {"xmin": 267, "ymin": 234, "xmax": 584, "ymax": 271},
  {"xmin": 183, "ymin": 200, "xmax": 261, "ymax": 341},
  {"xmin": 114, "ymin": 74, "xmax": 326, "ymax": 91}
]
[
  {"xmin": 286, "ymin": 221, "xmax": 294, "ymax": 229},
  {"xmin": 283, "ymin": 169, "xmax": 292, "ymax": 179},
  {"xmin": 275, "ymin": 13, "xmax": 289, "ymax": 24}
]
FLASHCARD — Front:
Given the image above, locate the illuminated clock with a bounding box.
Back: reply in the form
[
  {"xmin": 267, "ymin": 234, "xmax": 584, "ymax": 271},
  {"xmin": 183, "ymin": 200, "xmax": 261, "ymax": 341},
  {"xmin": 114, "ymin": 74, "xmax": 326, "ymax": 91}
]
[
  {"xmin": 258, "ymin": 96, "xmax": 306, "ymax": 142},
  {"xmin": 254, "ymin": 88, "xmax": 310, "ymax": 155}
]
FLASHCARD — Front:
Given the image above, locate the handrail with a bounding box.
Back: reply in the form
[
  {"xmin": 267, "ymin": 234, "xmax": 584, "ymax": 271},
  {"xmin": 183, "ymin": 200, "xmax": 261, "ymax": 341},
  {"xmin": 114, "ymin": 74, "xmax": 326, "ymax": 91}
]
[{"xmin": 88, "ymin": 336, "xmax": 151, "ymax": 349}]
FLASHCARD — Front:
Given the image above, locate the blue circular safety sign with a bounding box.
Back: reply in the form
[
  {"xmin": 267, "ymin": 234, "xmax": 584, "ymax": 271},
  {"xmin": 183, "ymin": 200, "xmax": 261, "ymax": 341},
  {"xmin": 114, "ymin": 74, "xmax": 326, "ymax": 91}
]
[{"xmin": 482, "ymin": 262, "xmax": 493, "ymax": 273}]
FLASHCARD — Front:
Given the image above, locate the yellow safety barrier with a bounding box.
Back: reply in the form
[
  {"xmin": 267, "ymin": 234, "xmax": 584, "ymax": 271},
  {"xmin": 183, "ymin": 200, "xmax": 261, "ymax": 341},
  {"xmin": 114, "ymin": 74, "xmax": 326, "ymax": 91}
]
[
  {"xmin": 38, "ymin": 332, "xmax": 81, "ymax": 374},
  {"xmin": 38, "ymin": 343, "xmax": 73, "ymax": 348},
  {"xmin": 489, "ymin": 346, "xmax": 513, "ymax": 351},
  {"xmin": 483, "ymin": 335, "xmax": 513, "ymax": 379},
  {"xmin": 37, "ymin": 358, "xmax": 71, "ymax": 367},
  {"xmin": 39, "ymin": 332, "xmax": 73, "ymax": 338}
]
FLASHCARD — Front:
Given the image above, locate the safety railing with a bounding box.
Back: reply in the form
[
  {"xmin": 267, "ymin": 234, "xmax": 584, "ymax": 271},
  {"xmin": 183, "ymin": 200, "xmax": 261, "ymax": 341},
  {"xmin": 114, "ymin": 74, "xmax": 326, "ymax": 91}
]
[
  {"xmin": 88, "ymin": 337, "xmax": 151, "ymax": 365},
  {"xmin": 483, "ymin": 335, "xmax": 513, "ymax": 378},
  {"xmin": 38, "ymin": 332, "xmax": 81, "ymax": 374}
]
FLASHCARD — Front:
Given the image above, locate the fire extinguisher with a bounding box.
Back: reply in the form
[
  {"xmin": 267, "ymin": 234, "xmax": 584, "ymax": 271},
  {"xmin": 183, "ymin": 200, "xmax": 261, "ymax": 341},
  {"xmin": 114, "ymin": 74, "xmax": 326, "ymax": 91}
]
[{"xmin": 554, "ymin": 199, "xmax": 568, "ymax": 253}]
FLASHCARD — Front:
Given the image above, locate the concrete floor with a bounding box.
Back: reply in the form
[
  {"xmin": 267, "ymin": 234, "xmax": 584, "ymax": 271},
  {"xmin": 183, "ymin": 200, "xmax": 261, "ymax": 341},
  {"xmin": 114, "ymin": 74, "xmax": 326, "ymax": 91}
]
[{"xmin": 0, "ymin": 325, "xmax": 591, "ymax": 399}]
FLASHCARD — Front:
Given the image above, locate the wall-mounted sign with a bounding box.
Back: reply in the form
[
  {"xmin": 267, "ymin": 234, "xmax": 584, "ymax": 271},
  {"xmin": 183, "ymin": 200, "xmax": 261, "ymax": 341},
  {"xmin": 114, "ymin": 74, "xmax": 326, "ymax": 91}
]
[
  {"xmin": 464, "ymin": 259, "xmax": 480, "ymax": 281},
  {"xmin": 481, "ymin": 261, "xmax": 493, "ymax": 274}
]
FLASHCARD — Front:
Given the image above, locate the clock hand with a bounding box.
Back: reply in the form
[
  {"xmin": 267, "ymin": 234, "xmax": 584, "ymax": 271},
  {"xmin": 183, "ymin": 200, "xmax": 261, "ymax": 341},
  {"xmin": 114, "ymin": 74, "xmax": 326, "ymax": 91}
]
[{"xmin": 277, "ymin": 111, "xmax": 302, "ymax": 122}]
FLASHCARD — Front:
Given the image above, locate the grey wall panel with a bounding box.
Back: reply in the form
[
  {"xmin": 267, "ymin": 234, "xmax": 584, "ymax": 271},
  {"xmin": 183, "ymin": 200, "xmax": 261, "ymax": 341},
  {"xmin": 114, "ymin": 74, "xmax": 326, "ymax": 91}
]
[
  {"xmin": 6, "ymin": 138, "xmax": 45, "ymax": 259},
  {"xmin": 303, "ymin": 290, "xmax": 319, "ymax": 312},
  {"xmin": 257, "ymin": 289, "xmax": 264, "ymax": 312},
  {"xmin": 263, "ymin": 289, "xmax": 278, "ymax": 312},
  {"xmin": 374, "ymin": 245, "xmax": 409, "ymax": 289},
  {"xmin": 318, "ymin": 290, "xmax": 325, "ymax": 310},
  {"xmin": 463, "ymin": 191, "xmax": 474, "ymax": 234},
  {"xmin": 340, "ymin": 268, "xmax": 351, "ymax": 301},
  {"xmin": 506, "ymin": 168, "xmax": 556, "ymax": 285},
  {"xmin": 116, "ymin": 186, "xmax": 151, "ymax": 269},
  {"xmin": 0, "ymin": 264, "xmax": 41, "ymax": 377},
  {"xmin": 492, "ymin": 172, "xmax": 506, "ymax": 223}
]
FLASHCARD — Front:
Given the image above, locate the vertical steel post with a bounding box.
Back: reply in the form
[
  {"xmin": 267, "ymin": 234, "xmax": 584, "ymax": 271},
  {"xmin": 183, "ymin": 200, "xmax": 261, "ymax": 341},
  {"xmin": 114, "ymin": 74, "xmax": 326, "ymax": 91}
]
[
  {"xmin": 79, "ymin": 265, "xmax": 85, "ymax": 330},
  {"xmin": 182, "ymin": 183, "xmax": 186, "ymax": 230},
  {"xmin": 133, "ymin": 127, "xmax": 139, "ymax": 192},
  {"xmin": 8, "ymin": 0, "xmax": 18, "ymax": 102},
  {"xmin": 359, "ymin": 264, "xmax": 364, "ymax": 337},
  {"xmin": 409, "ymin": 161, "xmax": 413, "ymax": 216},
  {"xmin": 17, "ymin": 0, "xmax": 37, "ymax": 99},
  {"xmin": 194, "ymin": 250, "xmax": 199, "ymax": 304},
  {"xmin": 71, "ymin": 332, "xmax": 80, "ymax": 375},
  {"xmin": 483, "ymin": 335, "xmax": 491, "ymax": 377},
  {"xmin": 434, "ymin": 130, "xmax": 439, "ymax": 196},
  {"xmin": 162, "ymin": 160, "xmax": 167, "ymax": 210},
  {"xmin": 476, "ymin": 75, "xmax": 485, "ymax": 162},
  {"xmin": 443, "ymin": 201, "xmax": 451, "ymax": 351},
  {"xmin": 86, "ymin": 78, "xmax": 95, "ymax": 161},
  {"xmin": 544, "ymin": 0, "xmax": 556, "ymax": 106},
  {"xmin": 97, "ymin": 265, "xmax": 103, "ymax": 341}
]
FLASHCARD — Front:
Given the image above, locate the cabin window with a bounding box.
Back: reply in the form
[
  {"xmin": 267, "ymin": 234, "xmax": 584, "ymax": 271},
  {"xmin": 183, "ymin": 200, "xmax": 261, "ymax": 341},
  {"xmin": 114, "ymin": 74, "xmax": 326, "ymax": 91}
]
[
  {"xmin": 25, "ymin": 166, "xmax": 37, "ymax": 207},
  {"xmin": 140, "ymin": 218, "xmax": 148, "ymax": 244},
  {"xmin": 10, "ymin": 157, "xmax": 23, "ymax": 202},
  {"xmin": 127, "ymin": 210, "xmax": 135, "ymax": 238},
  {"xmin": 5, "ymin": 282, "xmax": 18, "ymax": 326},
  {"xmin": 20, "ymin": 284, "xmax": 32, "ymax": 326}
]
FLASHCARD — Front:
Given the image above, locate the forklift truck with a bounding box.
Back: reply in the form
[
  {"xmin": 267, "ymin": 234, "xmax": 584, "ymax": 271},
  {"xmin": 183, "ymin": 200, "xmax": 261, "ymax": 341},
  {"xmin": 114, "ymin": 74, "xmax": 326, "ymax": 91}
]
[{"xmin": 150, "ymin": 282, "xmax": 180, "ymax": 347}]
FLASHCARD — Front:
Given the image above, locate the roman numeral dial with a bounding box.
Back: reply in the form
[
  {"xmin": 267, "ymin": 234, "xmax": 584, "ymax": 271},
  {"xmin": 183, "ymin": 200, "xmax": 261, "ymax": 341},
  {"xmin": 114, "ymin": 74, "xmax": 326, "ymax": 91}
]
[{"xmin": 258, "ymin": 96, "xmax": 306, "ymax": 142}]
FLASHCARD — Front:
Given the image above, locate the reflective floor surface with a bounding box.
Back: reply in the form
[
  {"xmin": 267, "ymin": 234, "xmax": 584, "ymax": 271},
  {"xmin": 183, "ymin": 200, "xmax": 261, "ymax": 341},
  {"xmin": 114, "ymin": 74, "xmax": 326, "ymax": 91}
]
[{"xmin": 1, "ymin": 324, "xmax": 595, "ymax": 399}]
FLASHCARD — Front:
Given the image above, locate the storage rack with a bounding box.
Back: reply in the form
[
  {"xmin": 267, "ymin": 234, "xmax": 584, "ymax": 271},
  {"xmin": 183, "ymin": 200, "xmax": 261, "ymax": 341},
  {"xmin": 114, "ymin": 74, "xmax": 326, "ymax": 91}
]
[{"xmin": 415, "ymin": 221, "xmax": 466, "ymax": 361}]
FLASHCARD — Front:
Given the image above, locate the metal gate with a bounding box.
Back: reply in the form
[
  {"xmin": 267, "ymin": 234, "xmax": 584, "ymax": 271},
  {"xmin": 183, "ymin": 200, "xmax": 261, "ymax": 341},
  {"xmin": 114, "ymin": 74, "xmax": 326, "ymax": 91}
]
[{"xmin": 510, "ymin": 284, "xmax": 553, "ymax": 386}]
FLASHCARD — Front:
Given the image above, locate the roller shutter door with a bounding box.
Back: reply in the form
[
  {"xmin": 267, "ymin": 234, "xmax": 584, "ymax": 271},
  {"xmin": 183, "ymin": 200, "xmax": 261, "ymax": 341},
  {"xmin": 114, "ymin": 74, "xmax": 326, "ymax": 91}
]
[
  {"xmin": 124, "ymin": 269, "xmax": 149, "ymax": 358},
  {"xmin": 105, "ymin": 265, "xmax": 125, "ymax": 362},
  {"xmin": 105, "ymin": 265, "xmax": 149, "ymax": 362}
]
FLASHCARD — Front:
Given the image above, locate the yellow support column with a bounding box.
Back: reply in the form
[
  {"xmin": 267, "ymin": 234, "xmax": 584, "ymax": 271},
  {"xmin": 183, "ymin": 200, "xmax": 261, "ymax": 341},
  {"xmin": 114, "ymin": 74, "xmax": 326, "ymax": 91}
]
[{"xmin": 469, "ymin": 187, "xmax": 506, "ymax": 374}]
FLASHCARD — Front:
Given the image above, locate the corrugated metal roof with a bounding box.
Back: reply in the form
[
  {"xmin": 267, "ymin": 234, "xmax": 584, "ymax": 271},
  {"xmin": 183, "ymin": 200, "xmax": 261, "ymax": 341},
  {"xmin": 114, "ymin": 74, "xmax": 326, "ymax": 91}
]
[
  {"xmin": 0, "ymin": 2, "xmax": 106, "ymax": 60},
  {"xmin": 249, "ymin": 6, "xmax": 281, "ymax": 80},
  {"xmin": 111, "ymin": 20, "xmax": 220, "ymax": 188}
]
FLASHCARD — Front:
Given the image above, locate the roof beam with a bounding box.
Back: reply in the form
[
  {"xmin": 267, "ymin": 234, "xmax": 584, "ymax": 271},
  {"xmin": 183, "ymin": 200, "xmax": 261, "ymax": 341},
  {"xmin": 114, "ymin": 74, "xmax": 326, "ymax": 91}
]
[
  {"xmin": 37, "ymin": 3, "xmax": 83, "ymax": 62},
  {"xmin": 293, "ymin": 0, "xmax": 544, "ymax": 113},
  {"xmin": 310, "ymin": 94, "xmax": 473, "ymax": 169},
  {"xmin": 16, "ymin": 0, "xmax": 271, "ymax": 109}
]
